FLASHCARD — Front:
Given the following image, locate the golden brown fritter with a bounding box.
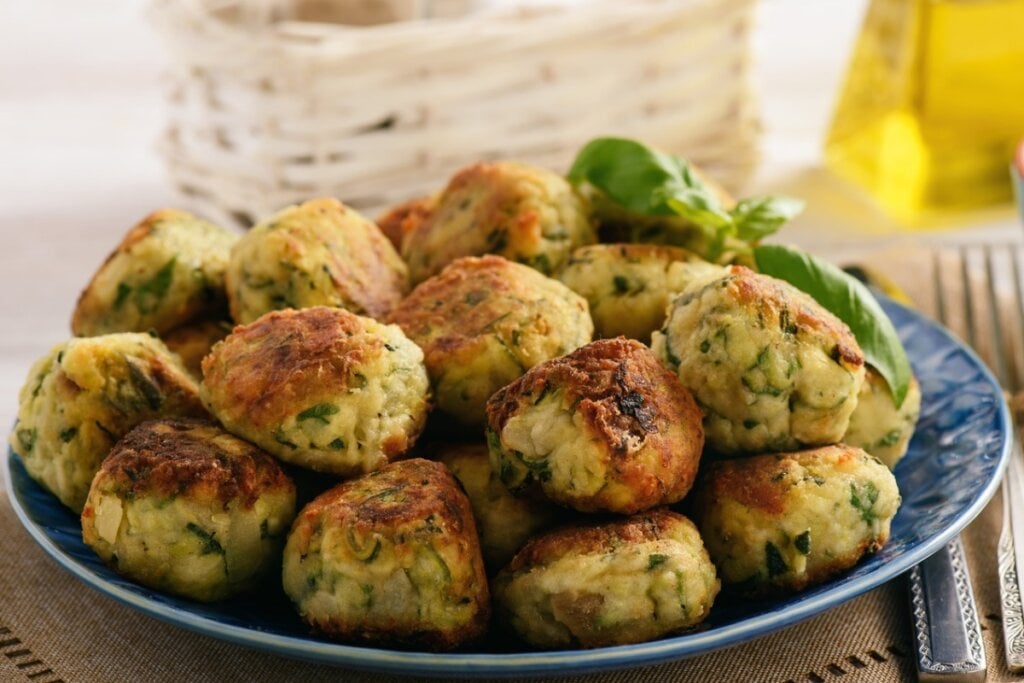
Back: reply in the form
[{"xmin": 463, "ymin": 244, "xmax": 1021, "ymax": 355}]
[
  {"xmin": 652, "ymin": 266, "xmax": 866, "ymax": 454},
  {"xmin": 486, "ymin": 338, "xmax": 704, "ymax": 514},
  {"xmin": 375, "ymin": 194, "xmax": 436, "ymax": 252},
  {"xmin": 72, "ymin": 209, "xmax": 236, "ymax": 336},
  {"xmin": 282, "ymin": 458, "xmax": 490, "ymax": 650},
  {"xmin": 401, "ymin": 161, "xmax": 596, "ymax": 283},
  {"xmin": 11, "ymin": 333, "xmax": 208, "ymax": 511},
  {"xmin": 438, "ymin": 443, "xmax": 561, "ymax": 570},
  {"xmin": 82, "ymin": 418, "xmax": 296, "ymax": 602},
  {"xmin": 692, "ymin": 444, "xmax": 900, "ymax": 596},
  {"xmin": 201, "ymin": 307, "xmax": 430, "ymax": 476},
  {"xmin": 225, "ymin": 198, "xmax": 409, "ymax": 324},
  {"xmin": 559, "ymin": 243, "xmax": 725, "ymax": 341},
  {"xmin": 494, "ymin": 509, "xmax": 719, "ymax": 648},
  {"xmin": 388, "ymin": 255, "xmax": 592, "ymax": 425},
  {"xmin": 162, "ymin": 318, "xmax": 233, "ymax": 378}
]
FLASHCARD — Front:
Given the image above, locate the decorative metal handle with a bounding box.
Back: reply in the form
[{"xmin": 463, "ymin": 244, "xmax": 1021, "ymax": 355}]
[
  {"xmin": 999, "ymin": 445, "xmax": 1024, "ymax": 672},
  {"xmin": 908, "ymin": 536, "xmax": 986, "ymax": 681}
]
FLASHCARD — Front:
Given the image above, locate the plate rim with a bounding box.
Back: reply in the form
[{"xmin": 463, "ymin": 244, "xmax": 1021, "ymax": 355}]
[{"xmin": 3, "ymin": 297, "xmax": 1013, "ymax": 677}]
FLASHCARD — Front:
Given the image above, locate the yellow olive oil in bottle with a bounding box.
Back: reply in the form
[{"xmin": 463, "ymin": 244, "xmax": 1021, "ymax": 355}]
[{"xmin": 825, "ymin": 0, "xmax": 1024, "ymax": 224}]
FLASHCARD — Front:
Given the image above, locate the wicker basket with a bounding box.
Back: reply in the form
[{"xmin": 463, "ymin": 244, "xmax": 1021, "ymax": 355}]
[{"xmin": 149, "ymin": 0, "xmax": 760, "ymax": 227}]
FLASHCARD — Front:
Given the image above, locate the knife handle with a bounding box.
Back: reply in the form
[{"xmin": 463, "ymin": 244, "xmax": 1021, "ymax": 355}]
[{"xmin": 908, "ymin": 536, "xmax": 986, "ymax": 681}]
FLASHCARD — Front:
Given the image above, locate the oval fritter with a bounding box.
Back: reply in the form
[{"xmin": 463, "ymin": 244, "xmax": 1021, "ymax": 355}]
[
  {"xmin": 843, "ymin": 369, "xmax": 921, "ymax": 469},
  {"xmin": 10, "ymin": 333, "xmax": 207, "ymax": 511},
  {"xmin": 388, "ymin": 255, "xmax": 593, "ymax": 425},
  {"xmin": 81, "ymin": 418, "xmax": 296, "ymax": 602},
  {"xmin": 651, "ymin": 266, "xmax": 866, "ymax": 454},
  {"xmin": 493, "ymin": 509, "xmax": 719, "ymax": 648},
  {"xmin": 71, "ymin": 209, "xmax": 237, "ymax": 336},
  {"xmin": 162, "ymin": 318, "xmax": 233, "ymax": 379},
  {"xmin": 559, "ymin": 243, "xmax": 725, "ymax": 341},
  {"xmin": 486, "ymin": 338, "xmax": 704, "ymax": 514},
  {"xmin": 375, "ymin": 194, "xmax": 436, "ymax": 252},
  {"xmin": 225, "ymin": 198, "xmax": 409, "ymax": 324},
  {"xmin": 692, "ymin": 444, "xmax": 900, "ymax": 596},
  {"xmin": 401, "ymin": 161, "xmax": 596, "ymax": 283},
  {"xmin": 200, "ymin": 306, "xmax": 430, "ymax": 477},
  {"xmin": 438, "ymin": 443, "xmax": 562, "ymax": 571},
  {"xmin": 281, "ymin": 458, "xmax": 490, "ymax": 650}
]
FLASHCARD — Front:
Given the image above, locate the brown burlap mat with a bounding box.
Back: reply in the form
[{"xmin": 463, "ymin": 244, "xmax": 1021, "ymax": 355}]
[{"xmin": 0, "ymin": 245, "xmax": 1020, "ymax": 683}]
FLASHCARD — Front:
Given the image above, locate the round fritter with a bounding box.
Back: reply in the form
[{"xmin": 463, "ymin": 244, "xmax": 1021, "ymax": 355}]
[
  {"xmin": 401, "ymin": 161, "xmax": 596, "ymax": 283},
  {"xmin": 281, "ymin": 458, "xmax": 490, "ymax": 650},
  {"xmin": 843, "ymin": 369, "xmax": 921, "ymax": 469},
  {"xmin": 10, "ymin": 333, "xmax": 207, "ymax": 512},
  {"xmin": 651, "ymin": 266, "xmax": 866, "ymax": 454},
  {"xmin": 225, "ymin": 198, "xmax": 409, "ymax": 324},
  {"xmin": 81, "ymin": 419, "xmax": 296, "ymax": 602},
  {"xmin": 200, "ymin": 307, "xmax": 430, "ymax": 477},
  {"xmin": 375, "ymin": 194, "xmax": 436, "ymax": 252},
  {"xmin": 439, "ymin": 443, "xmax": 561, "ymax": 571},
  {"xmin": 388, "ymin": 255, "xmax": 593, "ymax": 425},
  {"xmin": 559, "ymin": 243, "xmax": 726, "ymax": 341},
  {"xmin": 693, "ymin": 444, "xmax": 900, "ymax": 596},
  {"xmin": 162, "ymin": 318, "xmax": 233, "ymax": 378},
  {"xmin": 493, "ymin": 509, "xmax": 719, "ymax": 649},
  {"xmin": 71, "ymin": 209, "xmax": 237, "ymax": 336},
  {"xmin": 486, "ymin": 338, "xmax": 704, "ymax": 514}
]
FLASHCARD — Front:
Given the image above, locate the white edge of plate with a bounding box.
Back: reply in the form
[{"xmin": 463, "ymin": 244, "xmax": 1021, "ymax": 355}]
[{"xmin": 3, "ymin": 300, "xmax": 1013, "ymax": 678}]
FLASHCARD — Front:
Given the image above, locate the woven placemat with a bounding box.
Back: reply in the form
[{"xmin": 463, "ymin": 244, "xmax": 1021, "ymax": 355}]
[{"xmin": 0, "ymin": 245, "xmax": 1019, "ymax": 683}]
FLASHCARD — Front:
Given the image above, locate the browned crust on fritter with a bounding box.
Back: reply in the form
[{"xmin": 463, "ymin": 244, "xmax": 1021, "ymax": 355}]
[
  {"xmin": 726, "ymin": 267, "xmax": 863, "ymax": 370},
  {"xmin": 486, "ymin": 338, "xmax": 704, "ymax": 511},
  {"xmin": 290, "ymin": 459, "xmax": 490, "ymax": 650},
  {"xmin": 316, "ymin": 199, "xmax": 408, "ymax": 319},
  {"xmin": 201, "ymin": 307, "xmax": 384, "ymax": 428},
  {"xmin": 388, "ymin": 255, "xmax": 544, "ymax": 364},
  {"xmin": 163, "ymin": 318, "xmax": 232, "ymax": 377},
  {"xmin": 505, "ymin": 508, "xmax": 687, "ymax": 572},
  {"xmin": 375, "ymin": 195, "xmax": 435, "ymax": 252},
  {"xmin": 91, "ymin": 418, "xmax": 293, "ymax": 507},
  {"xmin": 71, "ymin": 209, "xmax": 186, "ymax": 335},
  {"xmin": 699, "ymin": 444, "xmax": 862, "ymax": 516}
]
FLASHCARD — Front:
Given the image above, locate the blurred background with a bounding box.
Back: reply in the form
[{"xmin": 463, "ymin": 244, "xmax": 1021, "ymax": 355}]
[{"xmin": 0, "ymin": 0, "xmax": 1020, "ymax": 427}]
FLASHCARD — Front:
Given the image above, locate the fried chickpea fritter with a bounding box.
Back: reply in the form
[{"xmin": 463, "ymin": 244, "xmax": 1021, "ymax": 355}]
[
  {"xmin": 401, "ymin": 161, "xmax": 596, "ymax": 283},
  {"xmin": 200, "ymin": 307, "xmax": 430, "ymax": 477},
  {"xmin": 486, "ymin": 338, "xmax": 704, "ymax": 514},
  {"xmin": 439, "ymin": 443, "xmax": 561, "ymax": 571},
  {"xmin": 375, "ymin": 194, "xmax": 436, "ymax": 252},
  {"xmin": 10, "ymin": 333, "xmax": 207, "ymax": 511},
  {"xmin": 162, "ymin": 318, "xmax": 232, "ymax": 378},
  {"xmin": 559, "ymin": 243, "xmax": 725, "ymax": 341},
  {"xmin": 693, "ymin": 444, "xmax": 900, "ymax": 596},
  {"xmin": 388, "ymin": 256, "xmax": 592, "ymax": 425},
  {"xmin": 225, "ymin": 198, "xmax": 409, "ymax": 324},
  {"xmin": 652, "ymin": 266, "xmax": 866, "ymax": 454},
  {"xmin": 282, "ymin": 458, "xmax": 490, "ymax": 650},
  {"xmin": 81, "ymin": 419, "xmax": 296, "ymax": 602},
  {"xmin": 71, "ymin": 209, "xmax": 237, "ymax": 336},
  {"xmin": 493, "ymin": 509, "xmax": 719, "ymax": 648},
  {"xmin": 843, "ymin": 369, "xmax": 921, "ymax": 469}
]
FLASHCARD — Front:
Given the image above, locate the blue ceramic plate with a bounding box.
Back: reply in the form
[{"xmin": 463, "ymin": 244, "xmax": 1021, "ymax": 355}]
[{"xmin": 5, "ymin": 298, "xmax": 1011, "ymax": 678}]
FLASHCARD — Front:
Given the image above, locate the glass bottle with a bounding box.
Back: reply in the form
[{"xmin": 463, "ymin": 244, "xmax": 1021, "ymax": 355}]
[{"xmin": 825, "ymin": 0, "xmax": 1024, "ymax": 225}]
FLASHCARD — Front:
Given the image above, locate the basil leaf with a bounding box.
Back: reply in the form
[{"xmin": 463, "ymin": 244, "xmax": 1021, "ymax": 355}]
[
  {"xmin": 753, "ymin": 244, "xmax": 911, "ymax": 407},
  {"xmin": 731, "ymin": 196, "xmax": 806, "ymax": 242},
  {"xmin": 568, "ymin": 137, "xmax": 731, "ymax": 223}
]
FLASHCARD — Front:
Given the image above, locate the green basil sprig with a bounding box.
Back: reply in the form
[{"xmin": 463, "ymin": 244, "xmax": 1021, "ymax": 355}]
[
  {"xmin": 567, "ymin": 137, "xmax": 804, "ymax": 253},
  {"xmin": 753, "ymin": 244, "xmax": 912, "ymax": 407}
]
